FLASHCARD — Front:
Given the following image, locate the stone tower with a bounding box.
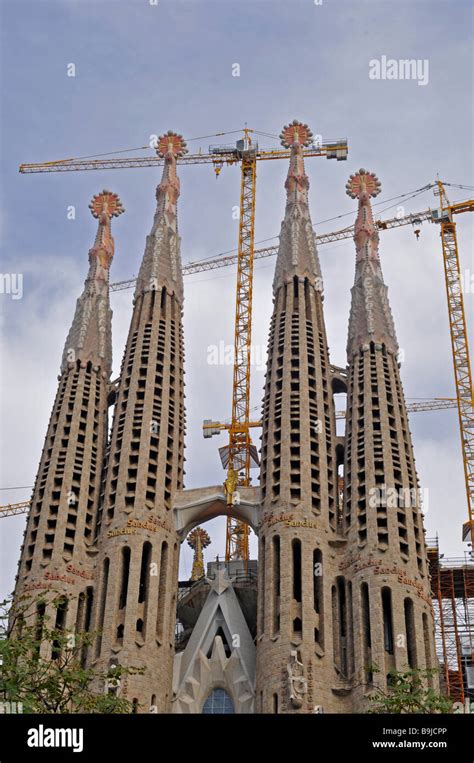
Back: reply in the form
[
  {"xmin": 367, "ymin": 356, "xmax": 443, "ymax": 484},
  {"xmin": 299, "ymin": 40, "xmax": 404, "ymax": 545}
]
[
  {"xmin": 342, "ymin": 169, "xmax": 437, "ymax": 708},
  {"xmin": 11, "ymin": 127, "xmax": 440, "ymax": 716},
  {"xmin": 87, "ymin": 132, "xmax": 187, "ymax": 712},
  {"xmin": 256, "ymin": 121, "xmax": 341, "ymax": 713},
  {"xmin": 12, "ymin": 191, "xmax": 124, "ymax": 646}
]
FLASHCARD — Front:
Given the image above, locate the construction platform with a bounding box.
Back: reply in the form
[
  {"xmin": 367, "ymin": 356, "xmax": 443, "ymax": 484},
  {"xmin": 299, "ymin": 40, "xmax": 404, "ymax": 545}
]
[{"xmin": 427, "ymin": 538, "xmax": 474, "ymax": 703}]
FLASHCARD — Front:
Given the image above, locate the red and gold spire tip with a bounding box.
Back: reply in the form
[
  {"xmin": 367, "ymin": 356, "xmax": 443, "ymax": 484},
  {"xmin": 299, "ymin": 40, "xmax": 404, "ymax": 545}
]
[
  {"xmin": 88, "ymin": 190, "xmax": 124, "ymax": 219},
  {"xmin": 345, "ymin": 169, "xmax": 381, "ymax": 199},
  {"xmin": 280, "ymin": 119, "xmax": 314, "ymax": 148},
  {"xmin": 155, "ymin": 130, "xmax": 188, "ymax": 158}
]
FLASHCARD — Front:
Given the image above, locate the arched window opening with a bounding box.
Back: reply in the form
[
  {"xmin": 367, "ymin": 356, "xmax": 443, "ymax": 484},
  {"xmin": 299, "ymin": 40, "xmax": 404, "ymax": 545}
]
[
  {"xmin": 313, "ymin": 548, "xmax": 324, "ymax": 648},
  {"xmin": 259, "ymin": 537, "xmax": 266, "ymax": 636},
  {"xmin": 404, "ymin": 598, "xmax": 417, "ymax": 668},
  {"xmin": 272, "ymin": 535, "xmax": 280, "ymax": 636},
  {"xmin": 52, "ymin": 597, "xmax": 68, "ymax": 661},
  {"xmin": 81, "ymin": 586, "xmax": 94, "ymax": 666},
  {"xmin": 361, "ymin": 582, "xmax": 372, "ymax": 683},
  {"xmin": 96, "ymin": 557, "xmax": 109, "ymax": 657},
  {"xmin": 382, "ymin": 587, "xmax": 394, "ymax": 655},
  {"xmin": 293, "ymin": 617, "xmax": 302, "ymax": 638},
  {"xmin": 119, "ymin": 546, "xmax": 131, "ymax": 610},
  {"xmin": 138, "ymin": 542, "xmax": 152, "ymax": 604},
  {"xmin": 337, "ymin": 577, "xmax": 347, "ymax": 676},
  {"xmin": 292, "ymin": 539, "xmax": 302, "ymax": 602},
  {"xmin": 156, "ymin": 541, "xmax": 169, "ymax": 641},
  {"xmin": 35, "ymin": 602, "xmax": 45, "ymax": 637}
]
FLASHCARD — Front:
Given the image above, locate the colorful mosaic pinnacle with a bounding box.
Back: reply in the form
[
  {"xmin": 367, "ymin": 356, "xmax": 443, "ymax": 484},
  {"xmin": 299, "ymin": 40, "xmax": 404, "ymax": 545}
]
[
  {"xmin": 345, "ymin": 168, "xmax": 382, "ymax": 199},
  {"xmin": 279, "ymin": 119, "xmax": 314, "ymax": 148},
  {"xmin": 88, "ymin": 189, "xmax": 125, "ymax": 219},
  {"xmin": 155, "ymin": 130, "xmax": 188, "ymax": 158}
]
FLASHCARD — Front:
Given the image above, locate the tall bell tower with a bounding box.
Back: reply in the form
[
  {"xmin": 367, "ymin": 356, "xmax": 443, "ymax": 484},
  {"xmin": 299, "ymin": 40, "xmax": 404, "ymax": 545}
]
[
  {"xmin": 13, "ymin": 191, "xmax": 124, "ymax": 649},
  {"xmin": 88, "ymin": 132, "xmax": 187, "ymax": 712},
  {"xmin": 342, "ymin": 169, "xmax": 438, "ymax": 708},
  {"xmin": 256, "ymin": 121, "xmax": 341, "ymax": 713}
]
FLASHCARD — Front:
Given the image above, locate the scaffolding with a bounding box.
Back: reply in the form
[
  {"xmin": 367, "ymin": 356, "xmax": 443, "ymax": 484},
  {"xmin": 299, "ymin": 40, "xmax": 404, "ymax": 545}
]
[{"xmin": 427, "ymin": 537, "xmax": 474, "ymax": 703}]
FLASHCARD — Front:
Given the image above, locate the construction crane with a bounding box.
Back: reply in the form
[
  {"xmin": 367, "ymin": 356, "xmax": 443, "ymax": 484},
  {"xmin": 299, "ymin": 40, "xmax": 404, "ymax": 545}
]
[
  {"xmin": 431, "ymin": 181, "xmax": 474, "ymax": 547},
  {"xmin": 212, "ymin": 131, "xmax": 257, "ymax": 562},
  {"xmin": 337, "ymin": 398, "xmax": 458, "ymax": 418},
  {"xmin": 106, "ymin": 202, "xmax": 455, "ymax": 289},
  {"xmin": 18, "ymin": 126, "xmax": 349, "ymax": 563},
  {"xmin": 201, "ymin": 187, "xmax": 474, "ymax": 550},
  {"xmin": 1, "ymin": 398, "xmax": 458, "ymax": 520},
  {"xmin": 0, "ymin": 501, "xmax": 31, "ymax": 518},
  {"xmin": 16, "ymin": 144, "xmax": 474, "ymax": 550}
]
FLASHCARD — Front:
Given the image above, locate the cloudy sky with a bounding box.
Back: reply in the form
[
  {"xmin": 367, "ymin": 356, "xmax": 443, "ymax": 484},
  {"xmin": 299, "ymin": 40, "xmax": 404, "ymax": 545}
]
[{"xmin": 0, "ymin": 0, "xmax": 473, "ymax": 601}]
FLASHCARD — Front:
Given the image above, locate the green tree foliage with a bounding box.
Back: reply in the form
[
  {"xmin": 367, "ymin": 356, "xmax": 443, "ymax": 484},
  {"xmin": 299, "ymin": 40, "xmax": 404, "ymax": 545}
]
[
  {"xmin": 367, "ymin": 667, "xmax": 453, "ymax": 714},
  {"xmin": 0, "ymin": 594, "xmax": 144, "ymax": 714}
]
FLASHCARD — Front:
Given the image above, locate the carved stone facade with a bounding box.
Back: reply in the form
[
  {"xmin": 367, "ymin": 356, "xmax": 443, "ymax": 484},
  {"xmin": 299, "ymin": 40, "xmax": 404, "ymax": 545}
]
[
  {"xmin": 172, "ymin": 567, "xmax": 255, "ymax": 713},
  {"xmin": 13, "ymin": 125, "xmax": 437, "ymax": 714}
]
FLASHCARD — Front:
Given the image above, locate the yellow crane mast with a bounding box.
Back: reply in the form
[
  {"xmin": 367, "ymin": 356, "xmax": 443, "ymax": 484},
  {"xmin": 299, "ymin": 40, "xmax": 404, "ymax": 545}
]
[
  {"xmin": 433, "ymin": 181, "xmax": 474, "ymax": 546},
  {"xmin": 223, "ymin": 133, "xmax": 257, "ymax": 561},
  {"xmin": 0, "ymin": 501, "xmax": 31, "ymax": 518}
]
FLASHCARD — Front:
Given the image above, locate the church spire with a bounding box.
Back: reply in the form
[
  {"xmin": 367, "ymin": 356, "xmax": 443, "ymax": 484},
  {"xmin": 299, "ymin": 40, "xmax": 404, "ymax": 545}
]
[
  {"xmin": 135, "ymin": 130, "xmax": 187, "ymax": 302},
  {"xmin": 346, "ymin": 169, "xmax": 398, "ymax": 357},
  {"xmin": 61, "ymin": 190, "xmax": 124, "ymax": 377},
  {"xmin": 272, "ymin": 120, "xmax": 323, "ymax": 294}
]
